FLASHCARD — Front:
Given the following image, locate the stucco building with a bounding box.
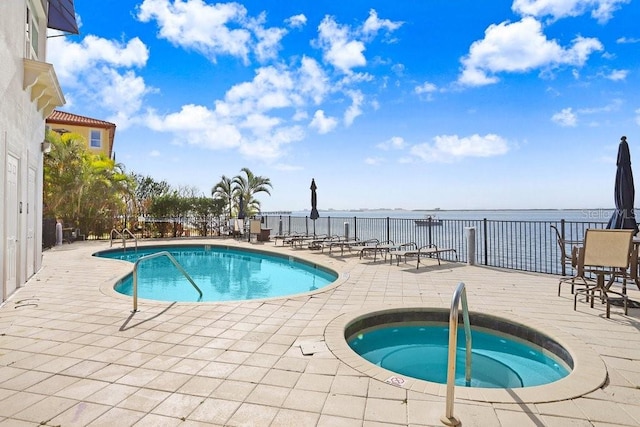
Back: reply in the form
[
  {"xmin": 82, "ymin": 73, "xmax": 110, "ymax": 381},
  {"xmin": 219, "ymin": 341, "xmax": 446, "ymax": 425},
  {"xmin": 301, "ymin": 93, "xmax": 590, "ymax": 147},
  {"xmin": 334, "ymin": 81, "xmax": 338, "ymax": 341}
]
[
  {"xmin": 46, "ymin": 110, "xmax": 117, "ymax": 159},
  {"xmin": 0, "ymin": 0, "xmax": 77, "ymax": 302}
]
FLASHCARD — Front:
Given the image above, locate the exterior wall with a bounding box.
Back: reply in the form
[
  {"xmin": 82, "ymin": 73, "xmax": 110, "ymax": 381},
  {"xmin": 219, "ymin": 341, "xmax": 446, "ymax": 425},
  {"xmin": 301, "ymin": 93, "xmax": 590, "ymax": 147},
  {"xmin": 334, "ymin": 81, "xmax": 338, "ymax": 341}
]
[
  {"xmin": 0, "ymin": 0, "xmax": 60, "ymax": 302},
  {"xmin": 47, "ymin": 123, "xmax": 112, "ymax": 157}
]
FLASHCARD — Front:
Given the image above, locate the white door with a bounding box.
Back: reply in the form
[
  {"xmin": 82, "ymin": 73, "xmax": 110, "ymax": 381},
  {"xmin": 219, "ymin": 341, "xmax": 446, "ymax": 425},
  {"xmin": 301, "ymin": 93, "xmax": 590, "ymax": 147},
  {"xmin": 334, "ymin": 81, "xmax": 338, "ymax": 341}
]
[
  {"xmin": 26, "ymin": 168, "xmax": 36, "ymax": 278},
  {"xmin": 5, "ymin": 154, "xmax": 19, "ymax": 300}
]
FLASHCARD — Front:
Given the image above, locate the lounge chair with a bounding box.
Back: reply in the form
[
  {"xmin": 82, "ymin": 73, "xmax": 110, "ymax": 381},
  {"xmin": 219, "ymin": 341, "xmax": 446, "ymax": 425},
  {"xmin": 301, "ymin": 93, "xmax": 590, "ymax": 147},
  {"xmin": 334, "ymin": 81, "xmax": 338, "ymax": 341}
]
[
  {"xmin": 327, "ymin": 238, "xmax": 378, "ymax": 255},
  {"xmin": 289, "ymin": 234, "xmax": 328, "ymax": 249},
  {"xmin": 388, "ymin": 242, "xmax": 419, "ymax": 266},
  {"xmin": 359, "ymin": 240, "xmax": 396, "ymax": 261},
  {"xmin": 308, "ymin": 235, "xmax": 343, "ymax": 250},
  {"xmin": 273, "ymin": 232, "xmax": 300, "ymax": 246},
  {"xmin": 389, "ymin": 243, "xmax": 457, "ymax": 268},
  {"xmin": 573, "ymin": 228, "xmax": 634, "ymax": 318},
  {"xmin": 417, "ymin": 244, "xmax": 458, "ymax": 268}
]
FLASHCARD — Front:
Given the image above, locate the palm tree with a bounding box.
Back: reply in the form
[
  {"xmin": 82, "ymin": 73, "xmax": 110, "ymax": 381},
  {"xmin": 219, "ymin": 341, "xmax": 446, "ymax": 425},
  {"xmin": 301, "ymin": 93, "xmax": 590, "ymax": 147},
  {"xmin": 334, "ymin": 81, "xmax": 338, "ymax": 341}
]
[
  {"xmin": 232, "ymin": 167, "xmax": 272, "ymax": 217},
  {"xmin": 212, "ymin": 175, "xmax": 234, "ymax": 218}
]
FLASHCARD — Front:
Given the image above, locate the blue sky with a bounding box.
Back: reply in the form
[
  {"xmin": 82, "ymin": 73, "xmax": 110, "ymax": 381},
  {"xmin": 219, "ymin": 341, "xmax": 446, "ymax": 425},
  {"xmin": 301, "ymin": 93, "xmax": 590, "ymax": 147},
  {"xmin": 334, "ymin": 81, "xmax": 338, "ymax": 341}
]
[{"xmin": 48, "ymin": 0, "xmax": 640, "ymax": 211}]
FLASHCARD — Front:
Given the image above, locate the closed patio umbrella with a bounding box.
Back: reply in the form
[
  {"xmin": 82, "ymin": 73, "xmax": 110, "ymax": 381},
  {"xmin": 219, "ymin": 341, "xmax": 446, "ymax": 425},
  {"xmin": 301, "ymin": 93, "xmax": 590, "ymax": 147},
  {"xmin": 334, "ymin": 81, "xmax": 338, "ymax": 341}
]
[
  {"xmin": 310, "ymin": 179, "xmax": 319, "ymax": 235},
  {"xmin": 607, "ymin": 136, "xmax": 638, "ymax": 234},
  {"xmin": 310, "ymin": 179, "xmax": 319, "ymax": 220},
  {"xmin": 238, "ymin": 194, "xmax": 245, "ymax": 219}
]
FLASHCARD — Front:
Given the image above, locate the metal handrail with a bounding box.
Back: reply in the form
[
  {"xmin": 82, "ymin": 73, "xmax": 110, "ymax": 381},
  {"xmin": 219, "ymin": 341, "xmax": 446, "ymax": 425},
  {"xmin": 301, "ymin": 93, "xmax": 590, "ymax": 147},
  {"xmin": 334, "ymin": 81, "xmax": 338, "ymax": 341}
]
[
  {"xmin": 441, "ymin": 282, "xmax": 472, "ymax": 427},
  {"xmin": 132, "ymin": 251, "xmax": 202, "ymax": 311},
  {"xmin": 110, "ymin": 229, "xmax": 123, "ymax": 247},
  {"xmin": 110, "ymin": 228, "xmax": 138, "ymax": 251}
]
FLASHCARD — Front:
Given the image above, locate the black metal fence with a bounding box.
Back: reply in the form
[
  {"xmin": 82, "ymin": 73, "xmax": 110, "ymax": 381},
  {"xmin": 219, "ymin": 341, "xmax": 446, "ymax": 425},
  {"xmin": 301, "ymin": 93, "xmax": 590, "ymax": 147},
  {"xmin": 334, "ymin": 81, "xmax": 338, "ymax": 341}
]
[
  {"xmin": 261, "ymin": 215, "xmax": 608, "ymax": 275},
  {"xmin": 61, "ymin": 213, "xmax": 610, "ymax": 276}
]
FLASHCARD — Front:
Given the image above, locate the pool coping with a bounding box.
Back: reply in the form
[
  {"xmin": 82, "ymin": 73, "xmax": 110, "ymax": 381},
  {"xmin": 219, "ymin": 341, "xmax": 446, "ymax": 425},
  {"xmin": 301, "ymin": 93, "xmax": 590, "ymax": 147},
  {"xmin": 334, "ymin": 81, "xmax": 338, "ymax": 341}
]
[{"xmin": 324, "ymin": 305, "xmax": 608, "ymax": 404}]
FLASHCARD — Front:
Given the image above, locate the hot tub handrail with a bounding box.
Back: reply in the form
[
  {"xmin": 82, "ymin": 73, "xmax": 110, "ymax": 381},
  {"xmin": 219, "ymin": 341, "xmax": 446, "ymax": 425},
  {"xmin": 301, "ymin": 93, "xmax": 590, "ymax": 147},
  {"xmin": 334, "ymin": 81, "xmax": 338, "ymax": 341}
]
[
  {"xmin": 132, "ymin": 251, "xmax": 202, "ymax": 312},
  {"xmin": 110, "ymin": 228, "xmax": 138, "ymax": 252},
  {"xmin": 441, "ymin": 282, "xmax": 472, "ymax": 427}
]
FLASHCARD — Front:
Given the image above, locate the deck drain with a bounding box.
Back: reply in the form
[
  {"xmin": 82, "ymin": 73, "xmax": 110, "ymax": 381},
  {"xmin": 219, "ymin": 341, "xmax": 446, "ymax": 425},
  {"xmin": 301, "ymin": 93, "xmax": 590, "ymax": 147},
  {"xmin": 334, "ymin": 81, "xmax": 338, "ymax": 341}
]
[{"xmin": 299, "ymin": 341, "xmax": 328, "ymax": 356}]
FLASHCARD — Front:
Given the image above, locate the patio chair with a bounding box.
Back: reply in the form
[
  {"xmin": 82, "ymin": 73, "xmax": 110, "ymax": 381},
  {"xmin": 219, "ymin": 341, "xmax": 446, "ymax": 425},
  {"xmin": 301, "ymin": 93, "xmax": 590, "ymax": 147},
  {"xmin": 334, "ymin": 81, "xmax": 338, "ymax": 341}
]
[
  {"xmin": 573, "ymin": 228, "xmax": 634, "ymax": 318},
  {"xmin": 550, "ymin": 225, "xmax": 589, "ymax": 296}
]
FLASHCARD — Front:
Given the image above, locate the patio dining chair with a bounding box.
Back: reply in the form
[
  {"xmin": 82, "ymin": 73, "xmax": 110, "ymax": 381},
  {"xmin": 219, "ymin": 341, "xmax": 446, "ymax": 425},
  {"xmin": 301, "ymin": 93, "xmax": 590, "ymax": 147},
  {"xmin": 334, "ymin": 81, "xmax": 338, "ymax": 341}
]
[
  {"xmin": 550, "ymin": 225, "xmax": 589, "ymax": 296},
  {"xmin": 573, "ymin": 228, "xmax": 634, "ymax": 318}
]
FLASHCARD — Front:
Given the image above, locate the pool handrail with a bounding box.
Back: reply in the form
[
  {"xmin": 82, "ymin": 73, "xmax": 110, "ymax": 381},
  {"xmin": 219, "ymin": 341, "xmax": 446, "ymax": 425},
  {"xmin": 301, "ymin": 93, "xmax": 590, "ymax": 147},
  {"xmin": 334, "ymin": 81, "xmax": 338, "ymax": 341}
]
[
  {"xmin": 441, "ymin": 282, "xmax": 472, "ymax": 427},
  {"xmin": 110, "ymin": 228, "xmax": 138, "ymax": 252},
  {"xmin": 132, "ymin": 251, "xmax": 202, "ymax": 312}
]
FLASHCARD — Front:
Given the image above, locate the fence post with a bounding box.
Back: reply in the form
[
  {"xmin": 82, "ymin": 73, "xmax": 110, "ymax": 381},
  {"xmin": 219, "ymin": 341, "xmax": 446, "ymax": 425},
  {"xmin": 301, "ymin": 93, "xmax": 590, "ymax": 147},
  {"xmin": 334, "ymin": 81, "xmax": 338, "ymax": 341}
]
[
  {"xmin": 386, "ymin": 217, "xmax": 390, "ymax": 242},
  {"xmin": 344, "ymin": 222, "xmax": 350, "ymax": 240},
  {"xmin": 465, "ymin": 227, "xmax": 476, "ymax": 265},
  {"xmin": 560, "ymin": 219, "xmax": 566, "ymax": 276},
  {"xmin": 483, "ymin": 218, "xmax": 488, "ymax": 266},
  {"xmin": 353, "ymin": 216, "xmax": 357, "ymax": 240}
]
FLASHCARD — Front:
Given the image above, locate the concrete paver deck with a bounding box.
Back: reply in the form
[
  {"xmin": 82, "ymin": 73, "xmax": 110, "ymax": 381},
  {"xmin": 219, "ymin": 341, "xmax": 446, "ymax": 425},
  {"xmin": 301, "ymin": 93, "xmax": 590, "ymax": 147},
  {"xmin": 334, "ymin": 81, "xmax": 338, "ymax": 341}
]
[{"xmin": 1, "ymin": 238, "xmax": 639, "ymax": 426}]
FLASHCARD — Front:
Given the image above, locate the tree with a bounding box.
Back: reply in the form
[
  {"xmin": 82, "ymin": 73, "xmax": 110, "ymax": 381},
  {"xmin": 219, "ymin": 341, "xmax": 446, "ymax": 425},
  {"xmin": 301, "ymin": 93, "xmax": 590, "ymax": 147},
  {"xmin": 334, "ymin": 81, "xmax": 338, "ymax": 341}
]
[
  {"xmin": 43, "ymin": 130, "xmax": 134, "ymax": 236},
  {"xmin": 132, "ymin": 174, "xmax": 171, "ymax": 217},
  {"xmin": 231, "ymin": 167, "xmax": 272, "ymax": 217},
  {"xmin": 212, "ymin": 175, "xmax": 234, "ymax": 218}
]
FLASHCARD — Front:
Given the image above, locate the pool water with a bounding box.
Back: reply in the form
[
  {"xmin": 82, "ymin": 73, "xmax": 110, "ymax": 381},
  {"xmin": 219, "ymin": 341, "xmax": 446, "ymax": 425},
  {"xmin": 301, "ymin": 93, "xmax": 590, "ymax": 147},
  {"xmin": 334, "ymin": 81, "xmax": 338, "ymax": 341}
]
[
  {"xmin": 97, "ymin": 245, "xmax": 337, "ymax": 302},
  {"xmin": 348, "ymin": 324, "xmax": 570, "ymax": 388}
]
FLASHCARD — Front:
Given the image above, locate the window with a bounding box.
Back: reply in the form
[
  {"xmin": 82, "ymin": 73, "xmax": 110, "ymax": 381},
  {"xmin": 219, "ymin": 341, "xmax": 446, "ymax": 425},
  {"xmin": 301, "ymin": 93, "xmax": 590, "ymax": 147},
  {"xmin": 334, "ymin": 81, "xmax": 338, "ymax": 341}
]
[
  {"xmin": 25, "ymin": 5, "xmax": 39, "ymax": 59},
  {"xmin": 90, "ymin": 130, "xmax": 102, "ymax": 148}
]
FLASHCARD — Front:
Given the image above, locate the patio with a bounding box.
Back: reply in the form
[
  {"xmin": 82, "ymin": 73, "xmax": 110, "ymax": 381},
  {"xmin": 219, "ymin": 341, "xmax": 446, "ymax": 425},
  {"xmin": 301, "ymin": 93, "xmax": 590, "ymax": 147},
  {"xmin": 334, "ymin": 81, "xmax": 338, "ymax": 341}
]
[{"xmin": 0, "ymin": 239, "xmax": 639, "ymax": 426}]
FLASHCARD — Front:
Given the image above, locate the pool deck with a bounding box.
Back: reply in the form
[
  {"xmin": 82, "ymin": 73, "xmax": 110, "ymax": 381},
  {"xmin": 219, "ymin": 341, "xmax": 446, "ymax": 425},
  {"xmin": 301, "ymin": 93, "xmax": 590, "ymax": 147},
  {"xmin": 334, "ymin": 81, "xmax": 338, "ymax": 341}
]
[{"xmin": 1, "ymin": 238, "xmax": 639, "ymax": 426}]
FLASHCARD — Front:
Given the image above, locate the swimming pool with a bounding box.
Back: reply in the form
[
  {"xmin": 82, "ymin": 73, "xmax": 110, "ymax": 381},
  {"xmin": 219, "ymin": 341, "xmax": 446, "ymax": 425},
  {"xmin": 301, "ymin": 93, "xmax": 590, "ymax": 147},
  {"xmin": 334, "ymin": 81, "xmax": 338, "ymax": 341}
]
[
  {"xmin": 348, "ymin": 324, "xmax": 569, "ymax": 388},
  {"xmin": 96, "ymin": 245, "xmax": 338, "ymax": 302}
]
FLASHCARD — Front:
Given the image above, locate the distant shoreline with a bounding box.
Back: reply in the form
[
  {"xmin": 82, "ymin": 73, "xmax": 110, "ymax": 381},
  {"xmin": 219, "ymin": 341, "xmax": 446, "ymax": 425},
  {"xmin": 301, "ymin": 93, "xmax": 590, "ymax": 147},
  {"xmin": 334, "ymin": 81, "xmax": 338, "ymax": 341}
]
[{"xmin": 291, "ymin": 207, "xmax": 614, "ymax": 213}]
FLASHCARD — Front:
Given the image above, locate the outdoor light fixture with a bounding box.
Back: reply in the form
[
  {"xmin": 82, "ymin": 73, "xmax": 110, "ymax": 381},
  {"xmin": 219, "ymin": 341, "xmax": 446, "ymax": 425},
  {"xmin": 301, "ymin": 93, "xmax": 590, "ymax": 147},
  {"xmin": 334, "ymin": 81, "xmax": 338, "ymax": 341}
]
[{"xmin": 41, "ymin": 141, "xmax": 51, "ymax": 153}]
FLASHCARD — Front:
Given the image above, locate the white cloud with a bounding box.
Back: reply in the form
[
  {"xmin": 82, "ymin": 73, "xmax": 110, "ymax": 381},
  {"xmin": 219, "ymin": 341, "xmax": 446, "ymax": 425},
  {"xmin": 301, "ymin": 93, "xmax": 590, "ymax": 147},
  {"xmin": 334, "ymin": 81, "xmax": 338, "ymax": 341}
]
[
  {"xmin": 316, "ymin": 15, "xmax": 367, "ymax": 74},
  {"xmin": 344, "ymin": 90, "xmax": 364, "ymax": 126},
  {"xmin": 512, "ymin": 0, "xmax": 629, "ymax": 24},
  {"xmin": 137, "ymin": 0, "xmax": 286, "ymax": 64},
  {"xmin": 138, "ymin": 53, "xmax": 335, "ymax": 161},
  {"xmin": 361, "ymin": 9, "xmax": 403, "ymax": 40},
  {"xmin": 415, "ymin": 82, "xmax": 437, "ymax": 94},
  {"xmin": 309, "ymin": 110, "xmax": 338, "ymax": 134},
  {"xmin": 552, "ymin": 107, "xmax": 578, "ymax": 126},
  {"xmin": 377, "ymin": 136, "xmax": 406, "ymax": 151},
  {"xmin": 296, "ymin": 56, "xmax": 330, "ymax": 105},
  {"xmin": 101, "ymin": 70, "xmax": 152, "ymax": 128},
  {"xmin": 286, "ymin": 14, "xmax": 307, "ymax": 29},
  {"xmin": 605, "ymin": 69, "xmax": 628, "ymax": 81},
  {"xmin": 635, "ymin": 109, "xmax": 640, "ymax": 126},
  {"xmin": 415, "ymin": 81, "xmax": 438, "ymax": 101},
  {"xmin": 458, "ymin": 17, "xmax": 603, "ymax": 87},
  {"xmin": 47, "ymin": 34, "xmax": 151, "ymax": 130},
  {"xmin": 48, "ymin": 35, "xmax": 148, "ymax": 84},
  {"xmin": 364, "ymin": 157, "xmax": 384, "ymax": 165},
  {"xmin": 150, "ymin": 150, "xmax": 161, "ymax": 157},
  {"xmin": 410, "ymin": 134, "xmax": 509, "ymax": 162},
  {"xmin": 314, "ymin": 10, "xmax": 402, "ymax": 74},
  {"xmin": 617, "ymin": 37, "xmax": 640, "ymax": 44},
  {"xmin": 578, "ymin": 98, "xmax": 622, "ymax": 114},
  {"xmin": 247, "ymin": 12, "xmax": 288, "ymax": 62}
]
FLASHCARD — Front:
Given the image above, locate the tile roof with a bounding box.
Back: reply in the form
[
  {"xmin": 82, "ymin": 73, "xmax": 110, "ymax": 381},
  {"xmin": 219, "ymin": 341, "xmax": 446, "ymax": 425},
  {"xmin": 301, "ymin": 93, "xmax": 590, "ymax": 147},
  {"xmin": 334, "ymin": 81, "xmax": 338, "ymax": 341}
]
[{"xmin": 47, "ymin": 110, "xmax": 116, "ymax": 128}]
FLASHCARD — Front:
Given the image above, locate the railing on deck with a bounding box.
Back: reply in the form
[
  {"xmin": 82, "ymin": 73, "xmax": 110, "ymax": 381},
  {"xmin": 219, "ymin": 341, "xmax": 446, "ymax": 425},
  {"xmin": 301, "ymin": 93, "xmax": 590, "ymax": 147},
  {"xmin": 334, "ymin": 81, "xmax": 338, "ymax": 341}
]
[
  {"xmin": 262, "ymin": 215, "xmax": 607, "ymax": 275},
  {"xmin": 83, "ymin": 213, "xmax": 609, "ymax": 276}
]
